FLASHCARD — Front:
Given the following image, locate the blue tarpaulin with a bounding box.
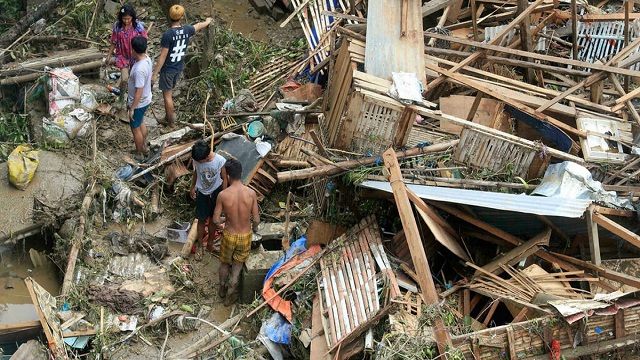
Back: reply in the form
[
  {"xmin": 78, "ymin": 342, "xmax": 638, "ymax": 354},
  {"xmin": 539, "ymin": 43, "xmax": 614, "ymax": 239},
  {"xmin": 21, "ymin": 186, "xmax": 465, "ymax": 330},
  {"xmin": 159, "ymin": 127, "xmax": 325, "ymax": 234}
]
[{"xmin": 263, "ymin": 236, "xmax": 308, "ymax": 344}]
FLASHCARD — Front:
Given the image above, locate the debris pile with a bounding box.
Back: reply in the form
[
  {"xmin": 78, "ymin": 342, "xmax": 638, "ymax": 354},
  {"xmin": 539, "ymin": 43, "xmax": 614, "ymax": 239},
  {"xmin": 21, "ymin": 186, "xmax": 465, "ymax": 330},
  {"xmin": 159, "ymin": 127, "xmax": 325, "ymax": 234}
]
[{"xmin": 2, "ymin": 0, "xmax": 640, "ymax": 358}]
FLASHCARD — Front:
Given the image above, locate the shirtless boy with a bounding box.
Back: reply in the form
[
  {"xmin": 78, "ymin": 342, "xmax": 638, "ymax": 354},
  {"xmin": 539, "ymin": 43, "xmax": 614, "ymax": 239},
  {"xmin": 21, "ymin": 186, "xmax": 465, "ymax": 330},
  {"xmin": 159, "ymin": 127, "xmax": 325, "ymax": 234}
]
[{"xmin": 213, "ymin": 158, "xmax": 260, "ymax": 306}]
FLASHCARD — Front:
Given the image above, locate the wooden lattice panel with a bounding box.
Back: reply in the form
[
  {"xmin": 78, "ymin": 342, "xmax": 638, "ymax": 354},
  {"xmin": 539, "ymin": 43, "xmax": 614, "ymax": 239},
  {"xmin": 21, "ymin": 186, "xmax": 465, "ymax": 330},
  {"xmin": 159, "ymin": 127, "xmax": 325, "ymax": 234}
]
[
  {"xmin": 453, "ymin": 127, "xmax": 537, "ymax": 179},
  {"xmin": 335, "ymin": 89, "xmax": 415, "ymax": 155}
]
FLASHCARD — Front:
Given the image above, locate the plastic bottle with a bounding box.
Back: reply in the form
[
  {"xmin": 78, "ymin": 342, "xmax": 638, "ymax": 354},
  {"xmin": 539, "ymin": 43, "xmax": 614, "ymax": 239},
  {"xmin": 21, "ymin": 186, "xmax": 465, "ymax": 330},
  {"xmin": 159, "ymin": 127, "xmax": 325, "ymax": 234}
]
[{"xmin": 107, "ymin": 85, "xmax": 121, "ymax": 96}]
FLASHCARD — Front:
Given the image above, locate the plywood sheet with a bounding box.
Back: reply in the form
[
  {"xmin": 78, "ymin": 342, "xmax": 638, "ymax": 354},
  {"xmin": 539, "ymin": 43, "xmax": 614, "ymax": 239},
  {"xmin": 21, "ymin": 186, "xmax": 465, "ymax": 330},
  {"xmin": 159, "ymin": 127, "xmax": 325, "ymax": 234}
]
[{"xmin": 440, "ymin": 95, "xmax": 510, "ymax": 135}]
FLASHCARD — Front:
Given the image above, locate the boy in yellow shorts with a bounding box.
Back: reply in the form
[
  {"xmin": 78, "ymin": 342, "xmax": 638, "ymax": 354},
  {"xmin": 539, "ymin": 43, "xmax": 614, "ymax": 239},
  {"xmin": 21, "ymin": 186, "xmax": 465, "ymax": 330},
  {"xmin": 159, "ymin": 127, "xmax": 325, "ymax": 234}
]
[{"xmin": 213, "ymin": 158, "xmax": 260, "ymax": 306}]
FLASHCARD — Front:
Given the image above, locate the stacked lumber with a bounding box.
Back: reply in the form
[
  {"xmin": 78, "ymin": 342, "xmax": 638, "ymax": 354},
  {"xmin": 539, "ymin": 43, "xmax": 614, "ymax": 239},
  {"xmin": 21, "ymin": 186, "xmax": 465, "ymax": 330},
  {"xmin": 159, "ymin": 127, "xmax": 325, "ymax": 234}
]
[
  {"xmin": 272, "ymin": 123, "xmax": 324, "ymax": 167},
  {"xmin": 0, "ymin": 48, "xmax": 104, "ymax": 85},
  {"xmin": 282, "ymin": 0, "xmax": 365, "ymax": 73},
  {"xmin": 248, "ymin": 53, "xmax": 306, "ymax": 105}
]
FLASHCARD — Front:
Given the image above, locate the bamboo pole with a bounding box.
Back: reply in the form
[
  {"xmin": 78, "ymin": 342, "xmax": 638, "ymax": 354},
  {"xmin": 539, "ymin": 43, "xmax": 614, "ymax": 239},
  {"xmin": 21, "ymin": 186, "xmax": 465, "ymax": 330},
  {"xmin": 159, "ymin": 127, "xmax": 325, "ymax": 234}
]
[
  {"xmin": 61, "ymin": 180, "xmax": 100, "ymax": 295},
  {"xmin": 277, "ymin": 140, "xmax": 459, "ymax": 182},
  {"xmin": 1, "ymin": 59, "xmax": 104, "ymax": 85}
]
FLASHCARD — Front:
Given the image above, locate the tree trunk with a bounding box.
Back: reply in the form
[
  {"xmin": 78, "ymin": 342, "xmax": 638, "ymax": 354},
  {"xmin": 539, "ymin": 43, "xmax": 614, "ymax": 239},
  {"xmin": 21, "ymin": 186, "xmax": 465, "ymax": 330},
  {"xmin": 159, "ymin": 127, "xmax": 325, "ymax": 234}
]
[{"xmin": 0, "ymin": 0, "xmax": 58, "ymax": 49}]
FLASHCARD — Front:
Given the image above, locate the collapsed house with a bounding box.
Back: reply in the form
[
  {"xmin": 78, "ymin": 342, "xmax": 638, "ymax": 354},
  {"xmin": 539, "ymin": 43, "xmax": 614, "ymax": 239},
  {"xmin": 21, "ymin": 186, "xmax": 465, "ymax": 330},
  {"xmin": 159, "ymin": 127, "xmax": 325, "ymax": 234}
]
[
  {"xmin": 252, "ymin": 0, "xmax": 640, "ymax": 358},
  {"xmin": 2, "ymin": 0, "xmax": 640, "ymax": 358}
]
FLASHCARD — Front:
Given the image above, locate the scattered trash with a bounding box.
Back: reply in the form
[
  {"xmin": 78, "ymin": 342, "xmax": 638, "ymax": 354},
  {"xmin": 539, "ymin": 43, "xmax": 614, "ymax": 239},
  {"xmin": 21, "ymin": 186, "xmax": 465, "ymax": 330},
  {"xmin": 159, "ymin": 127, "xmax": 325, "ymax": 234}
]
[{"xmin": 167, "ymin": 221, "xmax": 191, "ymax": 243}]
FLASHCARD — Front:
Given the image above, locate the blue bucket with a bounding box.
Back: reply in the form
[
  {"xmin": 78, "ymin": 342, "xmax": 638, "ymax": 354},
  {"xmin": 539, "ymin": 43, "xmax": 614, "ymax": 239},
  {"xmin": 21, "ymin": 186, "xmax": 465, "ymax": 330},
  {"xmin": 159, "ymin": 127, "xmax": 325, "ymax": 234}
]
[{"xmin": 248, "ymin": 121, "xmax": 264, "ymax": 138}]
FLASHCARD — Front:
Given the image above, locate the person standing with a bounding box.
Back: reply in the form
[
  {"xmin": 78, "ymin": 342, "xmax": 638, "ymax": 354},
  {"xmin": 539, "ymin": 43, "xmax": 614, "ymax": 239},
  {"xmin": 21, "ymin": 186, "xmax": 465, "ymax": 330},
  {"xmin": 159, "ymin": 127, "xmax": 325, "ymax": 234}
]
[
  {"xmin": 213, "ymin": 158, "xmax": 260, "ymax": 306},
  {"xmin": 152, "ymin": 5, "xmax": 212, "ymax": 127},
  {"xmin": 191, "ymin": 140, "xmax": 227, "ymax": 259},
  {"xmin": 128, "ymin": 36, "xmax": 153, "ymax": 157},
  {"xmin": 106, "ymin": 4, "xmax": 148, "ymax": 105}
]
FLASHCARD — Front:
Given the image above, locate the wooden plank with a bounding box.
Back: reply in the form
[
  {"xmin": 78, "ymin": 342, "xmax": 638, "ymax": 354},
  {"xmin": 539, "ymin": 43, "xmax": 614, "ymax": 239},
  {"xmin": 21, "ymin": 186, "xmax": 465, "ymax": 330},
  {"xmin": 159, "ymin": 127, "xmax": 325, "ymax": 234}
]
[
  {"xmin": 550, "ymin": 251, "xmax": 640, "ymax": 289},
  {"xmin": 424, "ymin": 61, "xmax": 586, "ymax": 139},
  {"xmin": 512, "ymin": 307, "xmax": 529, "ymax": 323},
  {"xmin": 612, "ymin": 85, "xmax": 640, "ymax": 112},
  {"xmin": 424, "ymin": 32, "xmax": 640, "ymax": 78},
  {"xmin": 426, "ymin": 0, "xmax": 546, "ymax": 92},
  {"xmin": 592, "ymin": 212, "xmax": 640, "ymax": 250},
  {"xmin": 595, "ymin": 206, "xmax": 636, "ymax": 217},
  {"xmin": 467, "ymin": 92, "xmax": 484, "ymax": 121},
  {"xmin": 62, "ymin": 329, "xmax": 97, "ymax": 338},
  {"xmin": 579, "ymin": 13, "xmax": 640, "ymax": 21},
  {"xmin": 429, "ymin": 202, "xmax": 594, "ymax": 278},
  {"xmin": 0, "ymin": 321, "xmax": 41, "ymax": 332},
  {"xmin": 586, "ymin": 205, "xmax": 602, "ymax": 266},
  {"xmin": 478, "ymin": 229, "xmax": 551, "ymax": 275},
  {"xmin": 382, "ymin": 148, "xmax": 452, "ymax": 355},
  {"xmin": 615, "ymin": 311, "xmax": 625, "ymax": 338},
  {"xmin": 384, "ymin": 149, "xmax": 440, "ymax": 302},
  {"xmin": 311, "ymin": 294, "xmax": 331, "ymax": 360},
  {"xmin": 426, "ymin": 54, "xmax": 612, "ymax": 114},
  {"xmin": 517, "ymin": 0, "xmax": 535, "ymax": 83},
  {"xmin": 415, "ymin": 206, "xmax": 470, "ymax": 261},
  {"xmin": 422, "ymin": 0, "xmax": 458, "ymax": 16},
  {"xmin": 483, "ymin": 300, "xmax": 500, "ymax": 327},
  {"xmin": 406, "ymin": 189, "xmax": 461, "ymax": 241},
  {"xmin": 430, "ymin": 202, "xmax": 522, "ymax": 246},
  {"xmin": 24, "ymin": 277, "xmax": 67, "ymax": 359}
]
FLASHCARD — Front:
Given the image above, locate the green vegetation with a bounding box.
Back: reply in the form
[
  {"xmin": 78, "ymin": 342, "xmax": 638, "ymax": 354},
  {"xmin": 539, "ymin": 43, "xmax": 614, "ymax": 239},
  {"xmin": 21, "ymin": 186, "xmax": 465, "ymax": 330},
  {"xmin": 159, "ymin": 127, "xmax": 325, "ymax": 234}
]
[{"xmin": 0, "ymin": 0, "xmax": 23, "ymax": 33}]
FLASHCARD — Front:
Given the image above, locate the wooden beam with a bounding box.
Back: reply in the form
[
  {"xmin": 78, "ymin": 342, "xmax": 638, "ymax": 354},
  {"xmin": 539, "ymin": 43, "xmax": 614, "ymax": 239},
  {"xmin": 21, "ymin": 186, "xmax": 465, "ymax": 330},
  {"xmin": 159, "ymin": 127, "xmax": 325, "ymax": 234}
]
[
  {"xmin": 615, "ymin": 311, "xmax": 625, "ymax": 338},
  {"xmin": 608, "ymin": 74, "xmax": 640, "ymax": 125},
  {"xmin": 425, "ymin": 0, "xmax": 546, "ymax": 93},
  {"xmin": 550, "ymin": 251, "xmax": 640, "ymax": 289},
  {"xmin": 517, "ymin": 0, "xmax": 535, "ymax": 83},
  {"xmin": 62, "ymin": 181, "xmax": 98, "ymax": 295},
  {"xmin": 383, "ymin": 148, "xmax": 452, "ymax": 355},
  {"xmin": 478, "ymin": 228, "xmax": 551, "ymax": 276},
  {"xmin": 535, "ymin": 215, "xmax": 572, "ymax": 246},
  {"xmin": 512, "ymin": 307, "xmax": 529, "ymax": 323},
  {"xmin": 525, "ymin": 333, "xmax": 640, "ymax": 360},
  {"xmin": 482, "ymin": 300, "xmax": 500, "ymax": 327},
  {"xmin": 611, "ymin": 85, "xmax": 640, "ymax": 112},
  {"xmin": 426, "ymin": 53, "xmax": 612, "ymax": 114},
  {"xmin": 0, "ymin": 321, "xmax": 41, "ymax": 332},
  {"xmin": 383, "ymin": 149, "xmax": 440, "ymax": 301},
  {"xmin": 592, "ymin": 212, "xmax": 640, "ymax": 249},
  {"xmin": 423, "ymin": 61, "xmax": 587, "ymax": 139},
  {"xmin": 586, "ymin": 205, "xmax": 602, "ymax": 266},
  {"xmin": 444, "ymin": 4, "xmax": 556, "ymax": 31},
  {"xmin": 429, "ymin": 202, "xmax": 590, "ymax": 276},
  {"xmin": 535, "ymin": 33, "xmax": 640, "ymax": 113},
  {"xmin": 422, "ymin": 0, "xmax": 458, "ymax": 17},
  {"xmin": 579, "ymin": 12, "xmax": 640, "ymax": 21},
  {"xmin": 423, "ymin": 32, "xmax": 640, "ymax": 78},
  {"xmin": 406, "ymin": 189, "xmax": 460, "ymax": 239},
  {"xmin": 594, "ymin": 205, "xmax": 636, "ymax": 217},
  {"xmin": 466, "ymin": 92, "xmax": 483, "ymax": 121},
  {"xmin": 425, "ymin": 47, "xmax": 592, "ymax": 77},
  {"xmin": 278, "ymin": 140, "xmax": 460, "ymax": 182},
  {"xmin": 24, "ymin": 278, "xmax": 66, "ymax": 358}
]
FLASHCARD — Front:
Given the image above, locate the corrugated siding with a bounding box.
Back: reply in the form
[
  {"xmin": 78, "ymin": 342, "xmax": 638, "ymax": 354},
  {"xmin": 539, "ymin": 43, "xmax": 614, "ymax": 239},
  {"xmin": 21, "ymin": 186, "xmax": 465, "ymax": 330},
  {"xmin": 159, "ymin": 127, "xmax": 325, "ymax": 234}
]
[
  {"xmin": 359, "ymin": 180, "xmax": 592, "ymax": 218},
  {"xmin": 364, "ymin": 0, "xmax": 426, "ymax": 82}
]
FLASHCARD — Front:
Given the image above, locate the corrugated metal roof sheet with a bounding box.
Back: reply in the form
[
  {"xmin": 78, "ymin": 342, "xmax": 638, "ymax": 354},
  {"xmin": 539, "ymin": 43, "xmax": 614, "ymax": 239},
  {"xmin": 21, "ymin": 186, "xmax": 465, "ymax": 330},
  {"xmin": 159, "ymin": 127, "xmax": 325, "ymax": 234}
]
[{"xmin": 359, "ymin": 181, "xmax": 592, "ymax": 218}]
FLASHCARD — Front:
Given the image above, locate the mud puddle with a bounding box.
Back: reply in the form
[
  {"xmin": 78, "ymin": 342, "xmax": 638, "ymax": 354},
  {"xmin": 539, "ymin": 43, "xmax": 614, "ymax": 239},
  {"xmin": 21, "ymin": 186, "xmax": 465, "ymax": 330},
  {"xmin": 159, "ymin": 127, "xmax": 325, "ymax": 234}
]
[
  {"xmin": 212, "ymin": 0, "xmax": 272, "ymax": 41},
  {"xmin": 0, "ymin": 241, "xmax": 60, "ymax": 325}
]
